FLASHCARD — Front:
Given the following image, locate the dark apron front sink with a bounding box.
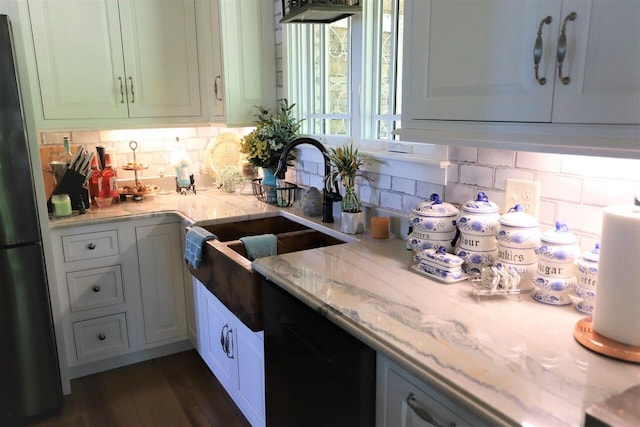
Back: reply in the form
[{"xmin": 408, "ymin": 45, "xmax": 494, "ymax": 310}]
[{"xmin": 188, "ymin": 217, "xmax": 347, "ymax": 331}]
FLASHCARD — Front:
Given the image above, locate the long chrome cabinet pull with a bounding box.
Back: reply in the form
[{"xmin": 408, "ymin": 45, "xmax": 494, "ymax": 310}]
[
  {"xmin": 128, "ymin": 76, "xmax": 135, "ymax": 103},
  {"xmin": 118, "ymin": 77, "xmax": 125, "ymax": 103},
  {"xmin": 534, "ymin": 16, "xmax": 553, "ymax": 85},
  {"xmin": 406, "ymin": 393, "xmax": 456, "ymax": 427},
  {"xmin": 557, "ymin": 12, "xmax": 577, "ymax": 85},
  {"xmin": 214, "ymin": 75, "xmax": 222, "ymax": 101}
]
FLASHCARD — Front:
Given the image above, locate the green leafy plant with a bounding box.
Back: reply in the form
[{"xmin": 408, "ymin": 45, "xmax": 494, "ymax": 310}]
[
  {"xmin": 324, "ymin": 140, "xmax": 383, "ymax": 213},
  {"xmin": 240, "ymin": 99, "xmax": 303, "ymax": 171}
]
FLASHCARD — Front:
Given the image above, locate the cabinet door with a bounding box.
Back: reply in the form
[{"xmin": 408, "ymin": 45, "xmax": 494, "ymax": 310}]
[
  {"xmin": 200, "ymin": 285, "xmax": 238, "ymax": 394},
  {"xmin": 551, "ymin": 0, "xmax": 640, "ymax": 124},
  {"xmin": 404, "ymin": 0, "xmax": 561, "ymax": 122},
  {"xmin": 377, "ymin": 357, "xmax": 482, "ymax": 427},
  {"xmin": 28, "ymin": 0, "xmax": 128, "ymax": 119},
  {"xmin": 136, "ymin": 223, "xmax": 187, "ymax": 345},
  {"xmin": 218, "ymin": 0, "xmax": 276, "ymax": 126},
  {"xmin": 118, "ymin": 0, "xmax": 201, "ymax": 118},
  {"xmin": 208, "ymin": 0, "xmax": 225, "ymax": 119},
  {"xmin": 236, "ymin": 326, "xmax": 265, "ymax": 427}
]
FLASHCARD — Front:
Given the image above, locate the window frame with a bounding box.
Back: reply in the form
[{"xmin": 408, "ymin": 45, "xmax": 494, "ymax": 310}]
[{"xmin": 282, "ymin": 0, "xmax": 403, "ymax": 146}]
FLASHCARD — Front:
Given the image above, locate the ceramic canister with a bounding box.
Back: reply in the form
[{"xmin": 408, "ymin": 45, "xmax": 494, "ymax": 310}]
[
  {"xmin": 574, "ymin": 243, "xmax": 600, "ymax": 314},
  {"xmin": 409, "ymin": 193, "xmax": 459, "ymax": 253},
  {"xmin": 496, "ymin": 204, "xmax": 541, "ymax": 282},
  {"xmin": 455, "ymin": 192, "xmax": 500, "ymax": 272},
  {"xmin": 532, "ymin": 221, "xmax": 581, "ymax": 306}
]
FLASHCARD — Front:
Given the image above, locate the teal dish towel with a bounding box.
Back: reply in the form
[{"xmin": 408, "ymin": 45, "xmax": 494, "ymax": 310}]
[
  {"xmin": 185, "ymin": 226, "xmax": 218, "ymax": 269},
  {"xmin": 240, "ymin": 234, "xmax": 277, "ymax": 261}
]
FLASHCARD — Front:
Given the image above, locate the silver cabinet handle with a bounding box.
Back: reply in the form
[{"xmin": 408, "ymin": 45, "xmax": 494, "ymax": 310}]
[
  {"xmin": 87, "ymin": 243, "xmax": 96, "ymax": 250},
  {"xmin": 92, "ymin": 286, "xmax": 101, "ymax": 292},
  {"xmin": 98, "ymin": 333, "xmax": 106, "ymax": 341},
  {"xmin": 118, "ymin": 77, "xmax": 125, "ymax": 103},
  {"xmin": 128, "ymin": 76, "xmax": 135, "ymax": 103},
  {"xmin": 557, "ymin": 12, "xmax": 577, "ymax": 85},
  {"xmin": 406, "ymin": 393, "xmax": 456, "ymax": 427},
  {"xmin": 533, "ymin": 16, "xmax": 553, "ymax": 85},
  {"xmin": 225, "ymin": 328, "xmax": 234, "ymax": 359},
  {"xmin": 214, "ymin": 75, "xmax": 222, "ymax": 101}
]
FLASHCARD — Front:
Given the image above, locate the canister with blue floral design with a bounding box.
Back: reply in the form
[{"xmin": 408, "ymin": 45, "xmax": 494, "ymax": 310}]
[
  {"xmin": 532, "ymin": 221, "xmax": 581, "ymax": 305},
  {"xmin": 574, "ymin": 243, "xmax": 600, "ymax": 314},
  {"xmin": 409, "ymin": 193, "xmax": 459, "ymax": 253},
  {"xmin": 454, "ymin": 192, "xmax": 500, "ymax": 273},
  {"xmin": 496, "ymin": 204, "xmax": 541, "ymax": 283}
]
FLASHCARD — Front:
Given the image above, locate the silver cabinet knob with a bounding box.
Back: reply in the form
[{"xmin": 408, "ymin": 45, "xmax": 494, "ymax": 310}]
[{"xmin": 98, "ymin": 333, "xmax": 106, "ymax": 341}]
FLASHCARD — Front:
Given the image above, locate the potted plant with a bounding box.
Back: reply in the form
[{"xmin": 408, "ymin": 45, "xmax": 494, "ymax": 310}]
[
  {"xmin": 324, "ymin": 140, "xmax": 382, "ymax": 234},
  {"xmin": 217, "ymin": 165, "xmax": 243, "ymax": 193},
  {"xmin": 239, "ymin": 99, "xmax": 302, "ymax": 189}
]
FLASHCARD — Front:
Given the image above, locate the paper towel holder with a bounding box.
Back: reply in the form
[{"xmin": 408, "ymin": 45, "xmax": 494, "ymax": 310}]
[{"xmin": 574, "ymin": 317, "xmax": 640, "ymax": 363}]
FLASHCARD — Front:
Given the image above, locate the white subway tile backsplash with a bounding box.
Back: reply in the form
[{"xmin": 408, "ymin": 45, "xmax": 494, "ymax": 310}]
[
  {"xmin": 415, "ymin": 182, "xmax": 445, "ymax": 200},
  {"xmin": 556, "ymin": 203, "xmax": 603, "ymax": 236},
  {"xmin": 449, "ymin": 146, "xmax": 477, "ymax": 163},
  {"xmin": 369, "ymin": 173, "xmax": 391, "ymax": 190},
  {"xmin": 494, "ymin": 168, "xmax": 536, "ymax": 191},
  {"xmin": 581, "ymin": 178, "xmax": 639, "ymax": 207},
  {"xmin": 402, "ymin": 194, "xmax": 425, "ymax": 213},
  {"xmin": 477, "ymin": 148, "xmax": 515, "ymax": 167},
  {"xmin": 538, "ymin": 200, "xmax": 557, "ymax": 227},
  {"xmin": 380, "ymin": 191, "xmax": 402, "ymax": 211},
  {"xmin": 538, "ymin": 173, "xmax": 582, "ymax": 202},
  {"xmin": 459, "ymin": 164, "xmax": 494, "ymax": 188},
  {"xmin": 516, "ymin": 151, "xmax": 562, "ymax": 172},
  {"xmin": 444, "ymin": 183, "xmax": 476, "ymax": 206},
  {"xmin": 391, "ymin": 177, "xmax": 416, "ymax": 195},
  {"xmin": 446, "ymin": 163, "xmax": 459, "ymax": 184}
]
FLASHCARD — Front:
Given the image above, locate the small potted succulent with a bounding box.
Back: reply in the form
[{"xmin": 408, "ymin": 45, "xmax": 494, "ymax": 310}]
[{"xmin": 324, "ymin": 140, "xmax": 382, "ymax": 234}]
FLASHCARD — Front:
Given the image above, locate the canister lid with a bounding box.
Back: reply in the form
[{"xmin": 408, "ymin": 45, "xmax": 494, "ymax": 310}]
[
  {"xmin": 411, "ymin": 193, "xmax": 459, "ymax": 217},
  {"xmin": 461, "ymin": 192, "xmax": 499, "ymax": 214},
  {"xmin": 415, "ymin": 245, "xmax": 464, "ymax": 269},
  {"xmin": 541, "ymin": 221, "xmax": 577, "ymax": 244},
  {"xmin": 499, "ymin": 204, "xmax": 539, "ymax": 227},
  {"xmin": 582, "ymin": 243, "xmax": 600, "ymax": 262}
]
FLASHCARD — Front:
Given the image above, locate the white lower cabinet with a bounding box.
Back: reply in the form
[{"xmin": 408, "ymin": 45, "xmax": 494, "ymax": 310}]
[
  {"xmin": 136, "ymin": 223, "xmax": 187, "ymax": 345},
  {"xmin": 50, "ymin": 216, "xmax": 189, "ymax": 377},
  {"xmin": 195, "ymin": 278, "xmax": 265, "ymax": 427},
  {"xmin": 377, "ymin": 355, "xmax": 493, "ymax": 427}
]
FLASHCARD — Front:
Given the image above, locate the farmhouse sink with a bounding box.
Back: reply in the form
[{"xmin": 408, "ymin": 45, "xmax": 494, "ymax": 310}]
[
  {"xmin": 188, "ymin": 214, "xmax": 350, "ymax": 331},
  {"xmin": 199, "ymin": 215, "xmax": 309, "ymax": 241}
]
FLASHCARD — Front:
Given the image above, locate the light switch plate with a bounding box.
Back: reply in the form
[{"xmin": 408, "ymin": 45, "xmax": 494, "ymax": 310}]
[{"xmin": 504, "ymin": 178, "xmax": 541, "ymax": 216}]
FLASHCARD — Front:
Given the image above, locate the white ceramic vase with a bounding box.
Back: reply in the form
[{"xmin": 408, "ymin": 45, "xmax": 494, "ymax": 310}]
[{"xmin": 341, "ymin": 211, "xmax": 364, "ymax": 234}]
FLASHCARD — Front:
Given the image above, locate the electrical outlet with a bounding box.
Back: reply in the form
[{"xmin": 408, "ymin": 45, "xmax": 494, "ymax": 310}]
[{"xmin": 504, "ymin": 178, "xmax": 541, "ymax": 217}]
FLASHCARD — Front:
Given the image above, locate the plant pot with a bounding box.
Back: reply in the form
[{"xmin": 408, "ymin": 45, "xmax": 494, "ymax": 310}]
[
  {"xmin": 341, "ymin": 211, "xmax": 364, "ymax": 234},
  {"xmin": 222, "ymin": 180, "xmax": 236, "ymax": 193},
  {"xmin": 261, "ymin": 168, "xmax": 277, "ymax": 203}
]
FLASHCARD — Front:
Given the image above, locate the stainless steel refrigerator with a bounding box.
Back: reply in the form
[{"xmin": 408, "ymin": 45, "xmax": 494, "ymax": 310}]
[{"xmin": 0, "ymin": 14, "xmax": 62, "ymax": 424}]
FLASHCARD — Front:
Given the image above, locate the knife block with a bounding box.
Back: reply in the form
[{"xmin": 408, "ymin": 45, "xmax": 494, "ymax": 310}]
[{"xmin": 47, "ymin": 169, "xmax": 90, "ymax": 213}]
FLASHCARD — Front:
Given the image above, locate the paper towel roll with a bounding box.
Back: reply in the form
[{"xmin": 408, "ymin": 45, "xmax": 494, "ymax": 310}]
[{"xmin": 592, "ymin": 204, "xmax": 640, "ymax": 346}]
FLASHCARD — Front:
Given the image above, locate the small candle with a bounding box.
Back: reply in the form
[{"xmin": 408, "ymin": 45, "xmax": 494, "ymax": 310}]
[
  {"xmin": 371, "ymin": 216, "xmax": 389, "ymax": 239},
  {"xmin": 52, "ymin": 194, "xmax": 72, "ymax": 218}
]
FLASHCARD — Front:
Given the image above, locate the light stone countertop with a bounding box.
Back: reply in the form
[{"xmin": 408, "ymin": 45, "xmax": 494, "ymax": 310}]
[{"xmin": 48, "ymin": 189, "xmax": 640, "ymax": 426}]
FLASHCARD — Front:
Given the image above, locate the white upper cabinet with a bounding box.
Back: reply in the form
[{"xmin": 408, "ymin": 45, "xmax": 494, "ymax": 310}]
[
  {"xmin": 27, "ymin": 0, "xmax": 202, "ymax": 125},
  {"xmin": 551, "ymin": 0, "xmax": 640, "ymax": 124},
  {"xmin": 118, "ymin": 0, "xmax": 201, "ymax": 119},
  {"xmin": 206, "ymin": 0, "xmax": 277, "ymax": 126},
  {"xmin": 403, "ymin": 0, "xmax": 640, "ymax": 125}
]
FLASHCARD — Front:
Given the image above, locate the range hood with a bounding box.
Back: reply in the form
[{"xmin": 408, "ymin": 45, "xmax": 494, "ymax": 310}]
[{"xmin": 280, "ymin": 0, "xmax": 362, "ymax": 24}]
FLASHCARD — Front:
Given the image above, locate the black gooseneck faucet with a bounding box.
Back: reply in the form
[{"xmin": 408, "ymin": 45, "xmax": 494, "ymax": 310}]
[{"xmin": 275, "ymin": 137, "xmax": 342, "ymax": 223}]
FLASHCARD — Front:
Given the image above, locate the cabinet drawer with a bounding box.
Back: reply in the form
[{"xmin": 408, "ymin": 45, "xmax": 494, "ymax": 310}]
[
  {"xmin": 67, "ymin": 265, "xmax": 124, "ymax": 312},
  {"xmin": 62, "ymin": 230, "xmax": 119, "ymax": 262},
  {"xmin": 383, "ymin": 367, "xmax": 475, "ymax": 427},
  {"xmin": 73, "ymin": 313, "xmax": 129, "ymax": 362}
]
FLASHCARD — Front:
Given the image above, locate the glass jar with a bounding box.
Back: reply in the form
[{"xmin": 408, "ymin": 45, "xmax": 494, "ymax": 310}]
[{"xmin": 52, "ymin": 194, "xmax": 72, "ymax": 218}]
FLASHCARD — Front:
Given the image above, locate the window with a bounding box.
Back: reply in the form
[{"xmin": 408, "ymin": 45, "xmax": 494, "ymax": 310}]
[{"xmin": 284, "ymin": 0, "xmax": 404, "ymax": 141}]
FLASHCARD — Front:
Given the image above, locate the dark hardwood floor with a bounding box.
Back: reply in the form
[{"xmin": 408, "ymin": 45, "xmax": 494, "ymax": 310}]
[{"xmin": 27, "ymin": 350, "xmax": 250, "ymax": 427}]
